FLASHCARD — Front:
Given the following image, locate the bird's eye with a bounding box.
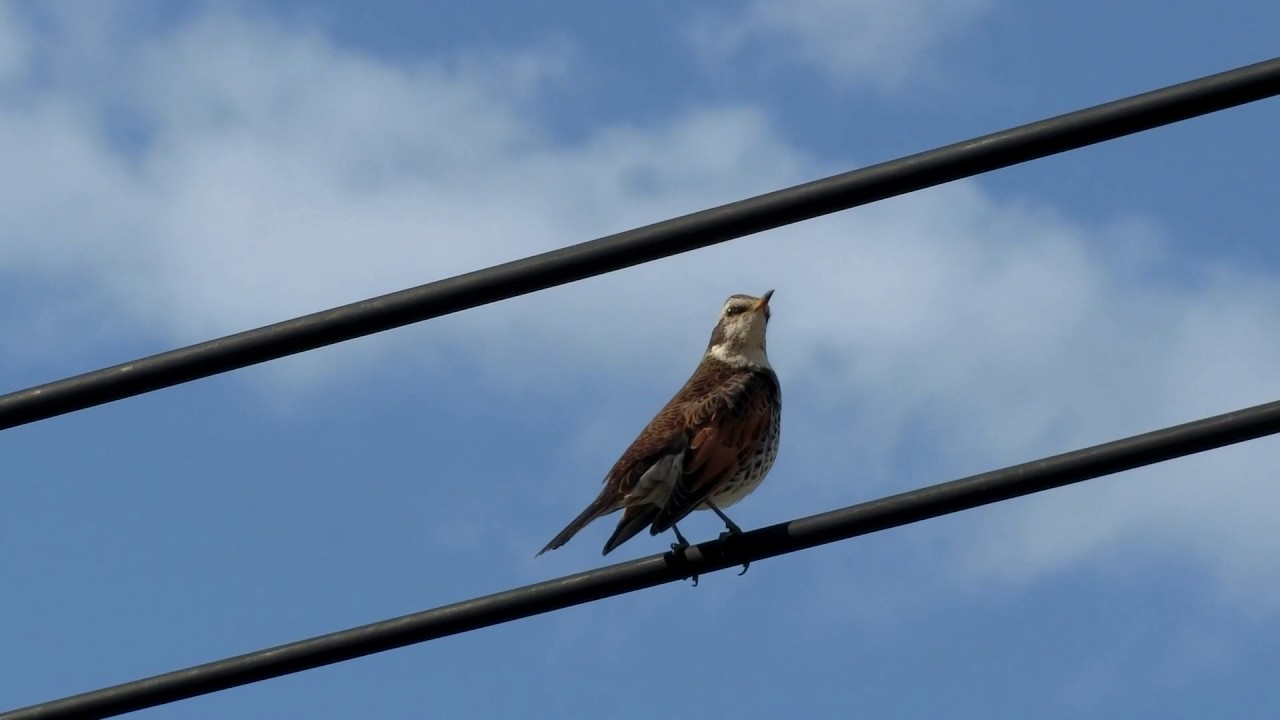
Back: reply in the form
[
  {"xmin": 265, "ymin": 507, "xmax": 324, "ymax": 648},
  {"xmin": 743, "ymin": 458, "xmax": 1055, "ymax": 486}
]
[{"xmin": 725, "ymin": 306, "xmax": 744, "ymax": 316}]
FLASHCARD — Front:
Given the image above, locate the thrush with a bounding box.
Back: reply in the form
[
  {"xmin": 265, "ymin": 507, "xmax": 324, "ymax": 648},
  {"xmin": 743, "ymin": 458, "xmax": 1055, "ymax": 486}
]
[{"xmin": 538, "ymin": 290, "xmax": 781, "ymax": 576}]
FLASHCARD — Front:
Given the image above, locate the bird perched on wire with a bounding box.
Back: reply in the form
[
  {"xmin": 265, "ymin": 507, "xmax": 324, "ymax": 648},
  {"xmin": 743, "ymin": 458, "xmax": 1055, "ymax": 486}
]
[{"xmin": 538, "ymin": 290, "xmax": 781, "ymax": 575}]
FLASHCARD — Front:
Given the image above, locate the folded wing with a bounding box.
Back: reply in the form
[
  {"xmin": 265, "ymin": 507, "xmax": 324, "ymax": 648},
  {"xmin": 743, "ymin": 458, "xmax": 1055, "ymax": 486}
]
[{"xmin": 649, "ymin": 371, "xmax": 775, "ymax": 534}]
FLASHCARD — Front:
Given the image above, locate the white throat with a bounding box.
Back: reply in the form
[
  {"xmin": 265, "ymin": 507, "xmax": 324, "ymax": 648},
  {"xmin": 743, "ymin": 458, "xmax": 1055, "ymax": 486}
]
[{"xmin": 708, "ymin": 343, "xmax": 772, "ymax": 370}]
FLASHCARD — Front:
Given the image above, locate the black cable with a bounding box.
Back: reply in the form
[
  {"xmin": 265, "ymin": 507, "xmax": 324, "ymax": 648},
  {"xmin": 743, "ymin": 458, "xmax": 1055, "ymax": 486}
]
[
  {"xmin": 6, "ymin": 396, "xmax": 1280, "ymax": 720},
  {"xmin": 2, "ymin": 57, "xmax": 1278, "ymax": 431}
]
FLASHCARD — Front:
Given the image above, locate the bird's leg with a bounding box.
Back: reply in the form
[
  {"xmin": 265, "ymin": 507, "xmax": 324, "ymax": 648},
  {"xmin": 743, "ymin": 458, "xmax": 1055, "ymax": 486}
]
[
  {"xmin": 704, "ymin": 501, "xmax": 750, "ymax": 576},
  {"xmin": 669, "ymin": 524, "xmax": 698, "ymax": 587},
  {"xmin": 671, "ymin": 523, "xmax": 691, "ymax": 550},
  {"xmin": 705, "ymin": 500, "xmax": 744, "ymax": 536}
]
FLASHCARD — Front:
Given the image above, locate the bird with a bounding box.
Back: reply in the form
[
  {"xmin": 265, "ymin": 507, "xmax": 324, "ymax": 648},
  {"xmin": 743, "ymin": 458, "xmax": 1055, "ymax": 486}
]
[{"xmin": 538, "ymin": 290, "xmax": 781, "ymax": 576}]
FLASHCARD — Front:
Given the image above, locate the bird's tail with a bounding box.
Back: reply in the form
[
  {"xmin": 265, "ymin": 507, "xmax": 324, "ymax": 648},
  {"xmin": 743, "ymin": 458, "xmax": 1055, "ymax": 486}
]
[
  {"xmin": 602, "ymin": 504, "xmax": 661, "ymax": 556},
  {"xmin": 537, "ymin": 490, "xmax": 615, "ymax": 556}
]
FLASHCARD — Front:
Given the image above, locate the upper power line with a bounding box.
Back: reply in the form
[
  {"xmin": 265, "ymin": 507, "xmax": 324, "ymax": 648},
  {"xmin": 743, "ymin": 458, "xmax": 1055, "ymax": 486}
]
[{"xmin": 0, "ymin": 57, "xmax": 1277, "ymax": 432}]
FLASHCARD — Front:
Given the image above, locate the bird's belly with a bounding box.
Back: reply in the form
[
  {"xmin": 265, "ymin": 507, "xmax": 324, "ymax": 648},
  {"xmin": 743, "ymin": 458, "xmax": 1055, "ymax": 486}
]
[
  {"xmin": 706, "ymin": 470, "xmax": 767, "ymax": 508},
  {"xmin": 704, "ymin": 409, "xmax": 780, "ymax": 509}
]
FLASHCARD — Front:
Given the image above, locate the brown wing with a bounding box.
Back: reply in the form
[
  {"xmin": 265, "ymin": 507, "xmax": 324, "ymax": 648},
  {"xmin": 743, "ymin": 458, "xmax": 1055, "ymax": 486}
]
[
  {"xmin": 649, "ymin": 368, "xmax": 777, "ymax": 534},
  {"xmin": 539, "ymin": 362, "xmax": 715, "ymax": 556},
  {"xmin": 601, "ymin": 360, "xmax": 750, "ymax": 502}
]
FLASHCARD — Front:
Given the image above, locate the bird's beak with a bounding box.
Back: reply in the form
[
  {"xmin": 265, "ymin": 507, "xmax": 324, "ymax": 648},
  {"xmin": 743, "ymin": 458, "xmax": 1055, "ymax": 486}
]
[{"xmin": 753, "ymin": 289, "xmax": 774, "ymax": 313}]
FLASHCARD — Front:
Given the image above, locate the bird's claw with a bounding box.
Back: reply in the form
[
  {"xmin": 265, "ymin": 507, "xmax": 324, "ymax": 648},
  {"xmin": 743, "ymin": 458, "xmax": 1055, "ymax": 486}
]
[
  {"xmin": 717, "ymin": 528, "xmax": 749, "ymax": 576},
  {"xmin": 668, "ymin": 537, "xmax": 699, "ymax": 587}
]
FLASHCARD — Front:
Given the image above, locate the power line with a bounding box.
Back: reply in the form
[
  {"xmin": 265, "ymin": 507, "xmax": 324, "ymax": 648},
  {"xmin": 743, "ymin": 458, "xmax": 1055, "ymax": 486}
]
[
  {"xmin": 1, "ymin": 56, "xmax": 1278, "ymax": 432},
  {"xmin": 6, "ymin": 395, "xmax": 1280, "ymax": 720}
]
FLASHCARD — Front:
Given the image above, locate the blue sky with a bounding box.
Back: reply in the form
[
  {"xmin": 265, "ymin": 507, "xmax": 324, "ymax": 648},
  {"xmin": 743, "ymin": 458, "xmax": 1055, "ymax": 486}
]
[{"xmin": 2, "ymin": 1, "xmax": 1279, "ymax": 717}]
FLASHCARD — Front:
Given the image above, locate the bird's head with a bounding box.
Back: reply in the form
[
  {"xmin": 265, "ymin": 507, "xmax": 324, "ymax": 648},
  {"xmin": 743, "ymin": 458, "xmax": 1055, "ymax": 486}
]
[{"xmin": 705, "ymin": 290, "xmax": 774, "ymax": 368}]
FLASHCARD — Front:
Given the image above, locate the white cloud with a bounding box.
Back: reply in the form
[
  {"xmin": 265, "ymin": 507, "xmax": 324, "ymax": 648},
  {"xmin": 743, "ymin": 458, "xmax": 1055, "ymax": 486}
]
[
  {"xmin": 689, "ymin": 0, "xmax": 992, "ymax": 88},
  {"xmin": 3, "ymin": 7, "xmax": 1280, "ymax": 613},
  {"xmin": 765, "ymin": 193, "xmax": 1280, "ymax": 610}
]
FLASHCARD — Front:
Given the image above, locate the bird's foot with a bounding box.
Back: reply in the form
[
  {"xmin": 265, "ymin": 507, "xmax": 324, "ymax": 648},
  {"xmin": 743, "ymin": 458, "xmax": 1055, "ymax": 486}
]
[
  {"xmin": 717, "ymin": 527, "xmax": 749, "ymax": 576},
  {"xmin": 669, "ymin": 525, "xmax": 698, "ymax": 587},
  {"xmin": 706, "ymin": 501, "xmax": 749, "ymax": 575}
]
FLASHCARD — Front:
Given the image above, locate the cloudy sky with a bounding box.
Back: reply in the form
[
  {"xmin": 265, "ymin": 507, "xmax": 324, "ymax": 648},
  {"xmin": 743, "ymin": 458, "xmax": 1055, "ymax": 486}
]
[{"xmin": 3, "ymin": 1, "xmax": 1279, "ymax": 717}]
